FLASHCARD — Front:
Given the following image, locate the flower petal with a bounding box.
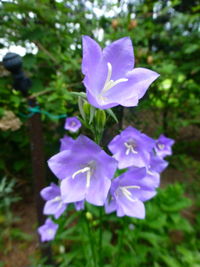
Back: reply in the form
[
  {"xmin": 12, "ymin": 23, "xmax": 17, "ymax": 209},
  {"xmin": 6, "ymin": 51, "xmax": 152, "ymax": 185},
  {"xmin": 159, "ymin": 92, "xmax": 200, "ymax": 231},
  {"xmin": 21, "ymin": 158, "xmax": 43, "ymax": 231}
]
[
  {"xmin": 86, "ymin": 89, "xmax": 118, "ymax": 109},
  {"xmin": 86, "ymin": 176, "xmax": 111, "ymax": 206},
  {"xmin": 61, "ymin": 175, "xmax": 87, "ymax": 203},
  {"xmin": 82, "ymin": 35, "xmax": 102, "ymax": 76},
  {"xmin": 60, "ymin": 136, "xmax": 74, "ymax": 152},
  {"xmin": 117, "ymin": 196, "xmax": 145, "ymax": 219},
  {"xmin": 48, "ymin": 150, "xmax": 75, "ymax": 180},
  {"xmin": 40, "ymin": 183, "xmax": 60, "ymax": 201},
  {"xmin": 102, "ymin": 37, "xmax": 134, "ymax": 79},
  {"xmin": 43, "ymin": 199, "xmax": 66, "ymax": 219},
  {"xmin": 104, "ymin": 67, "xmax": 159, "ymax": 107},
  {"xmin": 105, "ymin": 198, "xmax": 117, "ymax": 214}
]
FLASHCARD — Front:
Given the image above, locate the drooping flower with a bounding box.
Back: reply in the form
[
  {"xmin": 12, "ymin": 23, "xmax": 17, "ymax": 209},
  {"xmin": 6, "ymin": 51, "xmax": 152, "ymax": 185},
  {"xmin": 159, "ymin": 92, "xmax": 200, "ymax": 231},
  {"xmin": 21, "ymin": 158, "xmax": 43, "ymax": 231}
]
[
  {"xmin": 40, "ymin": 183, "xmax": 67, "ymax": 219},
  {"xmin": 48, "ymin": 135, "xmax": 117, "ymax": 206},
  {"xmin": 74, "ymin": 200, "xmax": 85, "ymax": 211},
  {"xmin": 105, "ymin": 168, "xmax": 156, "ymax": 218},
  {"xmin": 108, "ymin": 126, "xmax": 155, "ymax": 169},
  {"xmin": 154, "ymin": 134, "xmax": 175, "ymax": 158},
  {"xmin": 60, "ymin": 135, "xmax": 75, "ymax": 152},
  {"xmin": 64, "ymin": 117, "xmax": 81, "ymax": 132},
  {"xmin": 38, "ymin": 218, "xmax": 58, "ymax": 242},
  {"xmin": 82, "ymin": 36, "xmax": 159, "ymax": 109}
]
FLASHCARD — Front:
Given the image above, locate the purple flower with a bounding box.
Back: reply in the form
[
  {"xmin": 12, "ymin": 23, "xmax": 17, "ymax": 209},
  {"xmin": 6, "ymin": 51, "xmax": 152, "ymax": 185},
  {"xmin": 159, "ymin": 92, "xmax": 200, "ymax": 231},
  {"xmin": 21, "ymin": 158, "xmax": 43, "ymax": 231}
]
[
  {"xmin": 140, "ymin": 153, "xmax": 168, "ymax": 188},
  {"xmin": 38, "ymin": 218, "xmax": 58, "ymax": 242},
  {"xmin": 105, "ymin": 168, "xmax": 156, "ymax": 218},
  {"xmin": 82, "ymin": 36, "xmax": 159, "ymax": 109},
  {"xmin": 48, "ymin": 135, "xmax": 117, "ymax": 206},
  {"xmin": 74, "ymin": 201, "xmax": 85, "ymax": 211},
  {"xmin": 60, "ymin": 135, "xmax": 75, "ymax": 152},
  {"xmin": 41, "ymin": 183, "xmax": 67, "ymax": 219},
  {"xmin": 108, "ymin": 126, "xmax": 155, "ymax": 169},
  {"xmin": 154, "ymin": 134, "xmax": 175, "ymax": 158},
  {"xmin": 64, "ymin": 117, "xmax": 81, "ymax": 132}
]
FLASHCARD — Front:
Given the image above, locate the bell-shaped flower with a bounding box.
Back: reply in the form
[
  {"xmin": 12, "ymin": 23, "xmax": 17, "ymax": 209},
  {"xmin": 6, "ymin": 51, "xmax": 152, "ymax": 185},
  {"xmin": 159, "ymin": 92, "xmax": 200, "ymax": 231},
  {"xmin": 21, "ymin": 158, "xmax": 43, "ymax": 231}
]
[
  {"xmin": 82, "ymin": 36, "xmax": 159, "ymax": 109},
  {"xmin": 48, "ymin": 135, "xmax": 117, "ymax": 206},
  {"xmin": 40, "ymin": 183, "xmax": 67, "ymax": 219},
  {"xmin": 154, "ymin": 134, "xmax": 175, "ymax": 158},
  {"xmin": 108, "ymin": 126, "xmax": 155, "ymax": 169},
  {"xmin": 38, "ymin": 218, "xmax": 58, "ymax": 242},
  {"xmin": 105, "ymin": 168, "xmax": 156, "ymax": 218},
  {"xmin": 64, "ymin": 117, "xmax": 81, "ymax": 133}
]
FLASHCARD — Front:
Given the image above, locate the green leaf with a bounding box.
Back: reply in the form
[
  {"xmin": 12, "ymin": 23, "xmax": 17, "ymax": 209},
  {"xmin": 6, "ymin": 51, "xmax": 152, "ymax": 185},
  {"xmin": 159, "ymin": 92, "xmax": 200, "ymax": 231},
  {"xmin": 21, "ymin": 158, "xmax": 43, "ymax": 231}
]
[{"xmin": 106, "ymin": 109, "xmax": 118, "ymax": 123}]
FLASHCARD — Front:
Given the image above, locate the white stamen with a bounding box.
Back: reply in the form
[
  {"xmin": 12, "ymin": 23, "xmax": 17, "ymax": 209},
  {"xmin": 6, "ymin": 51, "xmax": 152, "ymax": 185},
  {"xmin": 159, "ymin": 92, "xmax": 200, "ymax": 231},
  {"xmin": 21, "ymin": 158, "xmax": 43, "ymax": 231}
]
[
  {"xmin": 125, "ymin": 185, "xmax": 141, "ymax": 190},
  {"xmin": 124, "ymin": 142, "xmax": 138, "ymax": 155},
  {"xmin": 120, "ymin": 185, "xmax": 140, "ymax": 202},
  {"xmin": 101, "ymin": 62, "xmax": 128, "ymax": 94},
  {"xmin": 86, "ymin": 170, "xmax": 91, "ymax": 188},
  {"xmin": 72, "ymin": 166, "xmax": 90, "ymax": 179},
  {"xmin": 72, "ymin": 166, "xmax": 92, "ymax": 188}
]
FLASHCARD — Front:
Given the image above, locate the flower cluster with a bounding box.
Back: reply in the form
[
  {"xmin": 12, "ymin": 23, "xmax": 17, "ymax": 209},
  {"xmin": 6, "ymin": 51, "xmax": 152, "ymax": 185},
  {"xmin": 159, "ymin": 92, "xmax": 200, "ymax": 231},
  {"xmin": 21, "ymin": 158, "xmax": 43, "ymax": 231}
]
[
  {"xmin": 38, "ymin": 36, "xmax": 174, "ymax": 242},
  {"xmin": 38, "ymin": 125, "xmax": 174, "ymax": 241}
]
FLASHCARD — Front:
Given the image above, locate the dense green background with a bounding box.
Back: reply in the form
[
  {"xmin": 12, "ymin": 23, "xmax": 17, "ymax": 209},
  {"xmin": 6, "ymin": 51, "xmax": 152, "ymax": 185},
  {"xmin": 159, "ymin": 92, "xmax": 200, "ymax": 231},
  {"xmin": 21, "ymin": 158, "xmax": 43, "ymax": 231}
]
[{"xmin": 0, "ymin": 0, "xmax": 200, "ymax": 266}]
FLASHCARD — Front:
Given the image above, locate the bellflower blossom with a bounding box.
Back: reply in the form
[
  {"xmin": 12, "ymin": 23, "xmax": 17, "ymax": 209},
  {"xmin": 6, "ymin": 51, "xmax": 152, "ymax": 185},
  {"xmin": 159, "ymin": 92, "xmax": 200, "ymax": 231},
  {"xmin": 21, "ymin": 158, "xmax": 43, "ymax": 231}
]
[
  {"xmin": 38, "ymin": 218, "xmax": 58, "ymax": 242},
  {"xmin": 108, "ymin": 126, "xmax": 155, "ymax": 169},
  {"xmin": 41, "ymin": 183, "xmax": 67, "ymax": 219},
  {"xmin": 64, "ymin": 117, "xmax": 81, "ymax": 132},
  {"xmin": 105, "ymin": 168, "xmax": 157, "ymax": 218},
  {"xmin": 130, "ymin": 153, "xmax": 168, "ymax": 189},
  {"xmin": 82, "ymin": 36, "xmax": 159, "ymax": 109},
  {"xmin": 154, "ymin": 134, "xmax": 175, "ymax": 158},
  {"xmin": 48, "ymin": 135, "xmax": 117, "ymax": 206}
]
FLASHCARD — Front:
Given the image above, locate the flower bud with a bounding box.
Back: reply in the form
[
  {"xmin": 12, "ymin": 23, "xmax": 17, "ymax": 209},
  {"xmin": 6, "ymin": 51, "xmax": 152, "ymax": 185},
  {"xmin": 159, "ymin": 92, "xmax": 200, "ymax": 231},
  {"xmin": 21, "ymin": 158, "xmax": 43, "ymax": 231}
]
[
  {"xmin": 83, "ymin": 102, "xmax": 91, "ymax": 117},
  {"xmin": 85, "ymin": 211, "xmax": 93, "ymax": 221},
  {"xmin": 94, "ymin": 109, "xmax": 106, "ymax": 131}
]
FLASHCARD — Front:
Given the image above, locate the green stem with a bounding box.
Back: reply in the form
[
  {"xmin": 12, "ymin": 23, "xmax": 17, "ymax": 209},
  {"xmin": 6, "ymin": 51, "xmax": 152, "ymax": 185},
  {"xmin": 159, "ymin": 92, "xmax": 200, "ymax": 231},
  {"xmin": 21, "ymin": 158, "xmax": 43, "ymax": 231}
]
[
  {"xmin": 84, "ymin": 212, "xmax": 97, "ymax": 267},
  {"xmin": 99, "ymin": 207, "xmax": 103, "ymax": 266}
]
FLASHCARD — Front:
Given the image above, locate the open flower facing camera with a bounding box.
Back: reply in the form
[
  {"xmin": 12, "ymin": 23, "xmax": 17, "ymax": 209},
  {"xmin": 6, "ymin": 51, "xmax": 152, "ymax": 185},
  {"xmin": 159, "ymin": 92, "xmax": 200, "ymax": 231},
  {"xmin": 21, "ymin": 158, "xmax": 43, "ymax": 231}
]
[{"xmin": 82, "ymin": 36, "xmax": 159, "ymax": 109}]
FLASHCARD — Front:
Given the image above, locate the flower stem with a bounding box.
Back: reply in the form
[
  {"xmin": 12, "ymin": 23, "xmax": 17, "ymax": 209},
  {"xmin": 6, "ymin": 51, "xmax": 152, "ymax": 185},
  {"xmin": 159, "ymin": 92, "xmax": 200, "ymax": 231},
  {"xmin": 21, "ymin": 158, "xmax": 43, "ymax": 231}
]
[
  {"xmin": 84, "ymin": 212, "xmax": 97, "ymax": 267},
  {"xmin": 98, "ymin": 207, "xmax": 103, "ymax": 266}
]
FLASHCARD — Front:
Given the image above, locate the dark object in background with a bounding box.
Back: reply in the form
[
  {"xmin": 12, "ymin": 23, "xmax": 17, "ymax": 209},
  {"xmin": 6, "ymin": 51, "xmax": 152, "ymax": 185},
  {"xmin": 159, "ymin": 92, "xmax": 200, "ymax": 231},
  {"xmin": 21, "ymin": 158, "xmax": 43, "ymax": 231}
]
[{"xmin": 2, "ymin": 52, "xmax": 52, "ymax": 264}]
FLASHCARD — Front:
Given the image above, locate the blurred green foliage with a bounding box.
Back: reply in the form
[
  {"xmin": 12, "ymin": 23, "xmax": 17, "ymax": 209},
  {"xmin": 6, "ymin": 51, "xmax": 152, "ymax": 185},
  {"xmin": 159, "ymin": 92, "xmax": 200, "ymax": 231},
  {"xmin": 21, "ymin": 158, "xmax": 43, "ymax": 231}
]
[{"xmin": 31, "ymin": 183, "xmax": 200, "ymax": 267}]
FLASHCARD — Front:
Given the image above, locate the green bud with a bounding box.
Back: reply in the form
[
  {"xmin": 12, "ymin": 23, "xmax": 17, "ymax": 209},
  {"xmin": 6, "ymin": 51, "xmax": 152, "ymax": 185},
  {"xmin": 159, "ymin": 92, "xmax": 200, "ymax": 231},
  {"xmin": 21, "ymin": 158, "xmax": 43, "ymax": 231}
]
[
  {"xmin": 94, "ymin": 109, "xmax": 106, "ymax": 131},
  {"xmin": 85, "ymin": 211, "xmax": 93, "ymax": 221},
  {"xmin": 83, "ymin": 102, "xmax": 91, "ymax": 117}
]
